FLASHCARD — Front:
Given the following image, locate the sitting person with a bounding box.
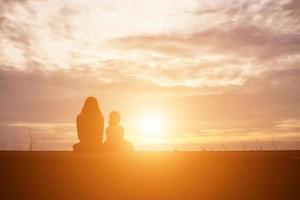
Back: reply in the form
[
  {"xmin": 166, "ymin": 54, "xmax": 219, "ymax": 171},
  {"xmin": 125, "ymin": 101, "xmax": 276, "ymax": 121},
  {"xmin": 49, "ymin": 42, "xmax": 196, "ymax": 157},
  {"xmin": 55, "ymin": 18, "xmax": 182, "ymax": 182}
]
[
  {"xmin": 106, "ymin": 111, "xmax": 124, "ymax": 144},
  {"xmin": 104, "ymin": 111, "xmax": 133, "ymax": 151},
  {"xmin": 73, "ymin": 97, "xmax": 104, "ymax": 152}
]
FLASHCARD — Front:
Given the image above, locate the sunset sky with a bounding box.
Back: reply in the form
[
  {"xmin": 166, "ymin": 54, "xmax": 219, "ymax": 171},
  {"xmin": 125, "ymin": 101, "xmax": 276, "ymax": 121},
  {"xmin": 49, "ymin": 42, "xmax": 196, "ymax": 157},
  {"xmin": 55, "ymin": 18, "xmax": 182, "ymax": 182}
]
[{"xmin": 0, "ymin": 0, "xmax": 300, "ymax": 150}]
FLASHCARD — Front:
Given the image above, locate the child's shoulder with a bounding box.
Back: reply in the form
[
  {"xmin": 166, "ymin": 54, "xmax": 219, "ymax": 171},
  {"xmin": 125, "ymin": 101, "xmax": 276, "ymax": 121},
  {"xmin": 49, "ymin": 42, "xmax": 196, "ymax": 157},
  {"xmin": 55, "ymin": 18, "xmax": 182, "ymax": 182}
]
[{"xmin": 113, "ymin": 125, "xmax": 124, "ymax": 133}]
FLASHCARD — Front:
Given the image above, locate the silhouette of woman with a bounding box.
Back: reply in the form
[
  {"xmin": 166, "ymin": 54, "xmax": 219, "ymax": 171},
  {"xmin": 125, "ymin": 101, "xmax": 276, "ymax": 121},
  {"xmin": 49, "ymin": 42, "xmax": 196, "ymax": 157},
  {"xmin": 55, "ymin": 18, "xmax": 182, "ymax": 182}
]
[{"xmin": 73, "ymin": 97, "xmax": 104, "ymax": 152}]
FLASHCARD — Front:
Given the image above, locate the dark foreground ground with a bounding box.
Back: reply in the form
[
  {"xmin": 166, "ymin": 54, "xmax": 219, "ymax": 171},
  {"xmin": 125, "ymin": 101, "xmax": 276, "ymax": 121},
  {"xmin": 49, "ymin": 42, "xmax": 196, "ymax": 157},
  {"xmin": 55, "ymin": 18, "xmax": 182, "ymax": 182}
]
[{"xmin": 0, "ymin": 151, "xmax": 300, "ymax": 200}]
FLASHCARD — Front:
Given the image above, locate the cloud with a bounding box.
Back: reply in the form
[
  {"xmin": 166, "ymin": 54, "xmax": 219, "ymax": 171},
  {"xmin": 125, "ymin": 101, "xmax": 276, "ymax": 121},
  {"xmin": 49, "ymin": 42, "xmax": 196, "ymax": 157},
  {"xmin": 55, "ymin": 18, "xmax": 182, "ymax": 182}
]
[
  {"xmin": 112, "ymin": 25, "xmax": 300, "ymax": 60},
  {"xmin": 282, "ymin": 0, "xmax": 300, "ymax": 18},
  {"xmin": 110, "ymin": 24, "xmax": 300, "ymax": 90},
  {"xmin": 0, "ymin": 0, "xmax": 300, "ymax": 149},
  {"xmin": 109, "ymin": 0, "xmax": 300, "ymax": 89},
  {"xmin": 1, "ymin": 65, "xmax": 300, "ymax": 125}
]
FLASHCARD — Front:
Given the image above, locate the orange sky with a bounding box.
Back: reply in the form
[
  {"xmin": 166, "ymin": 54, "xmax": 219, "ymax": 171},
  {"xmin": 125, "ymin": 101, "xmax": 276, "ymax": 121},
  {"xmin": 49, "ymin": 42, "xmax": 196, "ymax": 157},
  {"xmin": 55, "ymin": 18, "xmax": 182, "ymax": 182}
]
[{"xmin": 0, "ymin": 0, "xmax": 300, "ymax": 150}]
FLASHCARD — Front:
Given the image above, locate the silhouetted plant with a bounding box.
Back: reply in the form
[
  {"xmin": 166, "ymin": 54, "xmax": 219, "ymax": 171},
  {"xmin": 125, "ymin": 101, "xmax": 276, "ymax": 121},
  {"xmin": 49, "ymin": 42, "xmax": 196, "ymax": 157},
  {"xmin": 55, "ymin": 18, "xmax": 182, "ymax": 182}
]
[
  {"xmin": 220, "ymin": 141, "xmax": 226, "ymax": 150},
  {"xmin": 254, "ymin": 139, "xmax": 263, "ymax": 151},
  {"xmin": 271, "ymin": 138, "xmax": 279, "ymax": 150}
]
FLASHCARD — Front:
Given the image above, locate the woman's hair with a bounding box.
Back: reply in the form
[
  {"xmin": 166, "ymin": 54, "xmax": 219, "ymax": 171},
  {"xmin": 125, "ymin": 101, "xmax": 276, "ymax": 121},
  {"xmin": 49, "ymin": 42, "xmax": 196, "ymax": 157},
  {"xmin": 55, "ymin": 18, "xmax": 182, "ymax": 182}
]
[
  {"xmin": 109, "ymin": 111, "xmax": 121, "ymax": 126},
  {"xmin": 80, "ymin": 96, "xmax": 102, "ymax": 116}
]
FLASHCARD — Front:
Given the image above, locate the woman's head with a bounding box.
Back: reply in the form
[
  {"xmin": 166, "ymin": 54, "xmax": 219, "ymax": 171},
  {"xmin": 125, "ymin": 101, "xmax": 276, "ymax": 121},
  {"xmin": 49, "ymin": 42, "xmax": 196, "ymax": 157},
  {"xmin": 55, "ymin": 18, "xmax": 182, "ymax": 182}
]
[
  {"xmin": 109, "ymin": 111, "xmax": 121, "ymax": 126},
  {"xmin": 80, "ymin": 96, "xmax": 102, "ymax": 116}
]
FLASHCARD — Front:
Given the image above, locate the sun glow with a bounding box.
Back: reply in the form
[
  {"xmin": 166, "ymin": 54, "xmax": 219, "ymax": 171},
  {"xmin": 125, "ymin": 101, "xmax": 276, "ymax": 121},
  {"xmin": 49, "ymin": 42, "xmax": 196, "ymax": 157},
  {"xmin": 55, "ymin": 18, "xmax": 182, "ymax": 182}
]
[{"xmin": 138, "ymin": 113, "xmax": 164, "ymax": 136}]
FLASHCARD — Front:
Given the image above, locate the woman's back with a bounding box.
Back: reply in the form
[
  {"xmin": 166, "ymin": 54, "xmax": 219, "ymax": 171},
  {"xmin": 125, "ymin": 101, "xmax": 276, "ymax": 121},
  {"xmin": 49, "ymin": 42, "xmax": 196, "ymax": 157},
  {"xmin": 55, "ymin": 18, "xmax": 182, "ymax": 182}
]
[
  {"xmin": 74, "ymin": 97, "xmax": 104, "ymax": 152},
  {"xmin": 77, "ymin": 114, "xmax": 103, "ymax": 143}
]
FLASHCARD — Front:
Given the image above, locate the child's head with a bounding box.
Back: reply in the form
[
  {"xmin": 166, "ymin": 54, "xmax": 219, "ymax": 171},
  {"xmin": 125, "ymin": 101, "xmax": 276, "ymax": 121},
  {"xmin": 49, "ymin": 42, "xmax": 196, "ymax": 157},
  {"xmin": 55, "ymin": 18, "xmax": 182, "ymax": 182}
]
[{"xmin": 109, "ymin": 111, "xmax": 121, "ymax": 126}]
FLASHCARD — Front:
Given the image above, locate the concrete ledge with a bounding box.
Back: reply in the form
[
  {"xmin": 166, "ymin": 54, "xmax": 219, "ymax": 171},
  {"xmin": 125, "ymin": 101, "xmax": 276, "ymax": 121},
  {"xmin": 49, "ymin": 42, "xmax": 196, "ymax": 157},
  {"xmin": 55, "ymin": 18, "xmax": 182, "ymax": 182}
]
[{"xmin": 0, "ymin": 151, "xmax": 300, "ymax": 200}]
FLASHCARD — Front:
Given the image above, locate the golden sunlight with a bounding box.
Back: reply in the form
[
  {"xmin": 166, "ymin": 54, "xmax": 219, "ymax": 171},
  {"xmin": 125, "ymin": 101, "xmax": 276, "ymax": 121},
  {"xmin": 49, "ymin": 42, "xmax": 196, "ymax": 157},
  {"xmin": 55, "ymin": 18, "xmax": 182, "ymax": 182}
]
[{"xmin": 138, "ymin": 113, "xmax": 164, "ymax": 137}]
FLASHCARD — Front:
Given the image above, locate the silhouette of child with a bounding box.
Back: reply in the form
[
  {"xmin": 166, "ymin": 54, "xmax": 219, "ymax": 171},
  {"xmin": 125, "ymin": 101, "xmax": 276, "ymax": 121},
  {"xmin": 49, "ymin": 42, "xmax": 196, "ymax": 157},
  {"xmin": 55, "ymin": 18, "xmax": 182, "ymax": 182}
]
[{"xmin": 105, "ymin": 111, "xmax": 124, "ymax": 143}]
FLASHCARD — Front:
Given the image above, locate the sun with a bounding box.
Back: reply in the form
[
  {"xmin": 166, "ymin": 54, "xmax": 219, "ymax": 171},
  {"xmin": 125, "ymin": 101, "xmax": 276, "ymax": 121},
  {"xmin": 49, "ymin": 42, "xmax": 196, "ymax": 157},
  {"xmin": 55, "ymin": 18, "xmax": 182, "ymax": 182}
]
[{"xmin": 138, "ymin": 113, "xmax": 164, "ymax": 136}]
